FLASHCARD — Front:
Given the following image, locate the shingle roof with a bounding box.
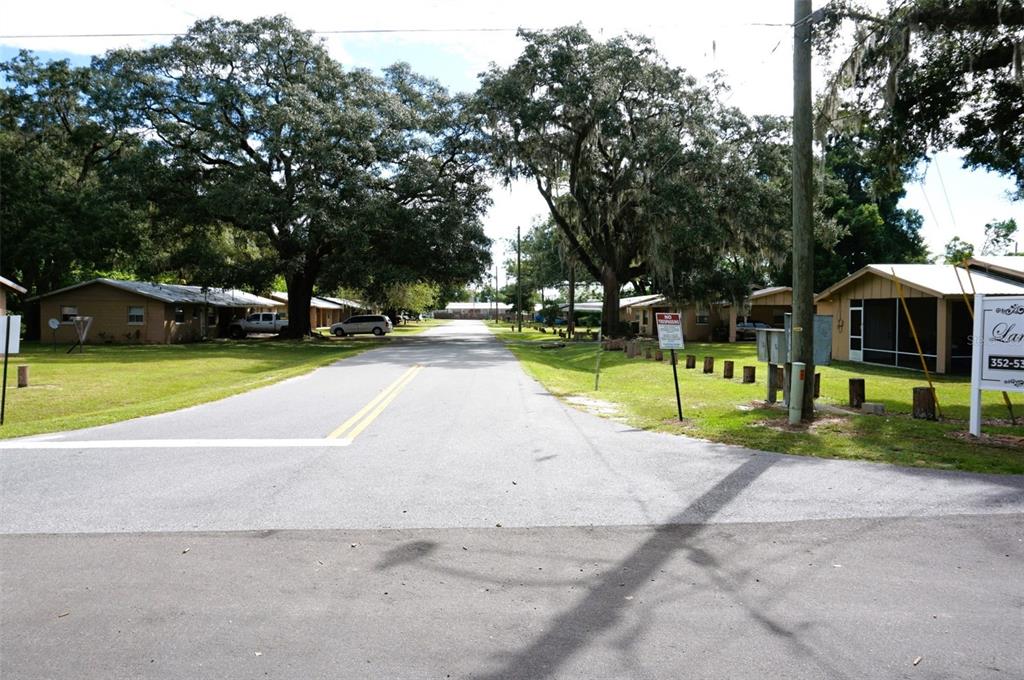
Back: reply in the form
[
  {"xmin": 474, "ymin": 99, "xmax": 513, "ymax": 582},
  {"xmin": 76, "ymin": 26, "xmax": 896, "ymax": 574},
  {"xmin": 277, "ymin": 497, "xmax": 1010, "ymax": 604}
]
[
  {"xmin": 270, "ymin": 292, "xmax": 348, "ymax": 310},
  {"xmin": 815, "ymin": 264, "xmax": 1024, "ymax": 301},
  {"xmin": 29, "ymin": 278, "xmax": 280, "ymax": 307},
  {"xmin": 319, "ymin": 296, "xmax": 365, "ymax": 309}
]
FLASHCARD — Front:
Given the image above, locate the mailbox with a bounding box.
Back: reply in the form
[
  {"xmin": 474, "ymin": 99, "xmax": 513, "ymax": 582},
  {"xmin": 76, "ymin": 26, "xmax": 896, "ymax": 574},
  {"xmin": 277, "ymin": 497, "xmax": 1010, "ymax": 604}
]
[{"xmin": 756, "ymin": 328, "xmax": 789, "ymax": 364}]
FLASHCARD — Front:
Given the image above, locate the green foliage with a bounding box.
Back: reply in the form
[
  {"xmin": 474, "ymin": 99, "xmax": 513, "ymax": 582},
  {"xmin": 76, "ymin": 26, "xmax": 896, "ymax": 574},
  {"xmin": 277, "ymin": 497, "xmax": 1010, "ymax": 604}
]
[
  {"xmin": 100, "ymin": 16, "xmax": 490, "ymax": 336},
  {"xmin": 476, "ymin": 26, "xmax": 789, "ymax": 334},
  {"xmin": 818, "ymin": 0, "xmax": 1024, "ymax": 198},
  {"xmin": 374, "ymin": 281, "xmax": 440, "ymax": 314},
  {"xmin": 0, "ymin": 52, "xmax": 148, "ymax": 301},
  {"xmin": 981, "ymin": 218, "xmax": 1019, "ymax": 255},
  {"xmin": 943, "ymin": 236, "xmax": 976, "ymax": 264}
]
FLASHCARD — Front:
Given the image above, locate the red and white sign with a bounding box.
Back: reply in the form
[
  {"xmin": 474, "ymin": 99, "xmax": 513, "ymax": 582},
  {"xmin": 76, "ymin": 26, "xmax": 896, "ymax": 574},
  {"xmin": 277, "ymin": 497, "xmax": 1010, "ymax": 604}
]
[{"xmin": 655, "ymin": 312, "xmax": 684, "ymax": 350}]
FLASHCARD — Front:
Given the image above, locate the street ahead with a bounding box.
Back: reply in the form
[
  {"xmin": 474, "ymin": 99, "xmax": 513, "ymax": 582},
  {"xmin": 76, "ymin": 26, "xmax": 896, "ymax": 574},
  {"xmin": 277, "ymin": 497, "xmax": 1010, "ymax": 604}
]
[{"xmin": 2, "ymin": 321, "xmax": 1022, "ymax": 679}]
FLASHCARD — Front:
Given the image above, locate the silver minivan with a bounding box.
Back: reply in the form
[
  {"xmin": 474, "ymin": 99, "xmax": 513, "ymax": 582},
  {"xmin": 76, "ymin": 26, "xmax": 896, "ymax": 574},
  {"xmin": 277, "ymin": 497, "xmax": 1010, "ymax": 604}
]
[{"xmin": 330, "ymin": 314, "xmax": 393, "ymax": 337}]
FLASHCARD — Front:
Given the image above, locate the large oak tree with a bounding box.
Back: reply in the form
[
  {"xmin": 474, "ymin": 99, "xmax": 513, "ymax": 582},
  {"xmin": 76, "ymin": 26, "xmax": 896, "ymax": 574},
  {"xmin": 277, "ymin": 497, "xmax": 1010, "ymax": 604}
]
[{"xmin": 102, "ymin": 16, "xmax": 490, "ymax": 336}]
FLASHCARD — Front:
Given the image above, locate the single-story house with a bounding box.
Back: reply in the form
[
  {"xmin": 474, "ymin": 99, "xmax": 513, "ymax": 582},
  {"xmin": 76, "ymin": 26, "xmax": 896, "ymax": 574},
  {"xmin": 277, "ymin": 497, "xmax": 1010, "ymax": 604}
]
[
  {"xmin": 1, "ymin": 275, "xmax": 27, "ymax": 315},
  {"xmin": 269, "ymin": 292, "xmax": 354, "ymax": 329},
  {"xmin": 635, "ymin": 295, "xmax": 738, "ymax": 342},
  {"xmin": 556, "ymin": 294, "xmax": 664, "ymax": 331},
  {"xmin": 745, "ymin": 286, "xmax": 792, "ymax": 326},
  {"xmin": 31, "ymin": 278, "xmax": 280, "ymax": 344},
  {"xmin": 814, "ymin": 263, "xmax": 1024, "ymax": 374},
  {"xmin": 319, "ymin": 296, "xmax": 368, "ymax": 322},
  {"xmin": 438, "ymin": 302, "xmax": 512, "ymax": 320}
]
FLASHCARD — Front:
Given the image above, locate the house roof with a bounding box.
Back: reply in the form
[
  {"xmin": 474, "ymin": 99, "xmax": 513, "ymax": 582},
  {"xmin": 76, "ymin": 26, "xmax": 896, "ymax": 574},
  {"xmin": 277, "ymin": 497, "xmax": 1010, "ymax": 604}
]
[
  {"xmin": 749, "ymin": 286, "xmax": 792, "ymax": 300},
  {"xmin": 557, "ymin": 295, "xmax": 666, "ymax": 313},
  {"xmin": 619, "ymin": 294, "xmax": 664, "ymax": 308},
  {"xmin": 558, "ymin": 301, "xmax": 604, "ymax": 312},
  {"xmin": 0, "ymin": 275, "xmax": 27, "ymax": 295},
  {"xmin": 319, "ymin": 296, "xmax": 365, "ymax": 309},
  {"xmin": 270, "ymin": 292, "xmax": 348, "ymax": 310},
  {"xmin": 446, "ymin": 302, "xmax": 512, "ymax": 311},
  {"xmin": 815, "ymin": 264, "xmax": 1024, "ymax": 302},
  {"xmin": 967, "ymin": 255, "xmax": 1024, "ymax": 282},
  {"xmin": 29, "ymin": 278, "xmax": 280, "ymax": 308}
]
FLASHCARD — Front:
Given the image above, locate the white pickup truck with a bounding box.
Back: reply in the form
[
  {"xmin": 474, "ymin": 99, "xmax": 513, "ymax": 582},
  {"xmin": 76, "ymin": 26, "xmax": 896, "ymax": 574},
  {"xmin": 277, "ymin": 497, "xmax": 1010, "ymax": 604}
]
[{"xmin": 228, "ymin": 312, "xmax": 289, "ymax": 338}]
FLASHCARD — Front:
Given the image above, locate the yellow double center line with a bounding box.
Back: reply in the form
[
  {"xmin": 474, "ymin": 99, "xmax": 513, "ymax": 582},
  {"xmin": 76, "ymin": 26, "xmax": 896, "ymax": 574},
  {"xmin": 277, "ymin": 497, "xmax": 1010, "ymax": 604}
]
[{"xmin": 327, "ymin": 364, "xmax": 424, "ymax": 442}]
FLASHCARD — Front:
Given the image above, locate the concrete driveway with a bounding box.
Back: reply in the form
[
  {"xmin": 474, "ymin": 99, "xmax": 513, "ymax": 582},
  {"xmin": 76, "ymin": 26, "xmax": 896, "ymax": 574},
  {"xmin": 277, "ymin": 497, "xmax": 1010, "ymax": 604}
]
[{"xmin": 2, "ymin": 320, "xmax": 1022, "ymax": 679}]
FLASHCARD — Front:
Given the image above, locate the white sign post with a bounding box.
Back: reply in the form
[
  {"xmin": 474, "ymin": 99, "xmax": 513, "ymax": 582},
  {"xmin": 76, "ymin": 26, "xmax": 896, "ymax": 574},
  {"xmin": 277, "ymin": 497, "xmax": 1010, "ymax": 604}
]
[
  {"xmin": 970, "ymin": 295, "xmax": 1024, "ymax": 436},
  {"xmin": 656, "ymin": 312, "xmax": 685, "ymax": 420},
  {"xmin": 1, "ymin": 315, "xmax": 22, "ymax": 426}
]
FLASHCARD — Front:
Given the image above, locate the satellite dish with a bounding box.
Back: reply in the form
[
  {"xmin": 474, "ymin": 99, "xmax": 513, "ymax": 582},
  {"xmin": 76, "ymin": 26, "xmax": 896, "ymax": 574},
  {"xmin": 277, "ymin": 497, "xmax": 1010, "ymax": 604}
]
[{"xmin": 48, "ymin": 318, "xmax": 60, "ymax": 330}]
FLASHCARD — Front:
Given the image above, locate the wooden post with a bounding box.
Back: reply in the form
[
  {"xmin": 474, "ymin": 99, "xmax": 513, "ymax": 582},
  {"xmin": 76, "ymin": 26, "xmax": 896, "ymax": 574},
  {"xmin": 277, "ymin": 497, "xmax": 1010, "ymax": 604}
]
[
  {"xmin": 644, "ymin": 346, "xmax": 653, "ymax": 360},
  {"xmin": 685, "ymin": 354, "xmax": 696, "ymax": 369},
  {"xmin": 17, "ymin": 365, "xmax": 29, "ymax": 388},
  {"xmin": 723, "ymin": 360, "xmax": 734, "ymax": 379},
  {"xmin": 703, "ymin": 356, "xmax": 714, "ymax": 374},
  {"xmin": 743, "ymin": 366, "xmax": 756, "ymax": 383},
  {"xmin": 814, "ymin": 372, "xmax": 821, "ymax": 399},
  {"xmin": 849, "ymin": 378, "xmax": 865, "ymax": 408},
  {"xmin": 913, "ymin": 387, "xmax": 937, "ymax": 420},
  {"xmin": 655, "ymin": 349, "xmax": 664, "ymax": 362},
  {"xmin": 767, "ymin": 362, "xmax": 778, "ymax": 403}
]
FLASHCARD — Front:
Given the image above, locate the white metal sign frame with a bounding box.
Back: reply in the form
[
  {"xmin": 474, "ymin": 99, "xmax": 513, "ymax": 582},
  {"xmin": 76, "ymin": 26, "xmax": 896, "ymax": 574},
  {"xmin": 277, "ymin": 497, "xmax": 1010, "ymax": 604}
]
[
  {"xmin": 655, "ymin": 312, "xmax": 685, "ymax": 350},
  {"xmin": 969, "ymin": 294, "xmax": 1024, "ymax": 436}
]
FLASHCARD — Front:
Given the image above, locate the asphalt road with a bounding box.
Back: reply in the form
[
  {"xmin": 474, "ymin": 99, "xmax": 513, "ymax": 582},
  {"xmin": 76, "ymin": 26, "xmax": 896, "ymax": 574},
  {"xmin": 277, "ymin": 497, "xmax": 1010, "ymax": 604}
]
[{"xmin": 2, "ymin": 320, "xmax": 1022, "ymax": 679}]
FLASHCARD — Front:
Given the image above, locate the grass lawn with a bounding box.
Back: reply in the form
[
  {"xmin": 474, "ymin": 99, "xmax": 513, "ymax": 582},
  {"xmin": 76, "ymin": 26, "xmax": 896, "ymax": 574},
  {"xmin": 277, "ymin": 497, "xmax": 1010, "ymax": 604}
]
[
  {"xmin": 493, "ymin": 330, "xmax": 1024, "ymax": 475},
  {"xmin": 1, "ymin": 339, "xmax": 372, "ymax": 439}
]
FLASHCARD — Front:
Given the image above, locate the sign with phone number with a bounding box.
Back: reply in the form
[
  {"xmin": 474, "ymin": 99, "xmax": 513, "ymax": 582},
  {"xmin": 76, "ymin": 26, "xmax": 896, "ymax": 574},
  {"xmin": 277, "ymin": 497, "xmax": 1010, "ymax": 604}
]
[{"xmin": 988, "ymin": 355, "xmax": 1024, "ymax": 371}]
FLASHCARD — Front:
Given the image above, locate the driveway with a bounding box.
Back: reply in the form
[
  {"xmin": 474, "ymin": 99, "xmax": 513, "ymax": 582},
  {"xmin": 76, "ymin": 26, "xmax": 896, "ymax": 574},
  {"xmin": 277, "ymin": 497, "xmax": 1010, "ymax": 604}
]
[{"xmin": 2, "ymin": 320, "xmax": 1022, "ymax": 679}]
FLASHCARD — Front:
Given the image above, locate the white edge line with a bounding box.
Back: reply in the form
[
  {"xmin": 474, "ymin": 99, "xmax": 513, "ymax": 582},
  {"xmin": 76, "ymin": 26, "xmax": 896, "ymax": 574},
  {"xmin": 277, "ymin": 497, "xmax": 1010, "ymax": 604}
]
[{"xmin": 0, "ymin": 438, "xmax": 352, "ymax": 450}]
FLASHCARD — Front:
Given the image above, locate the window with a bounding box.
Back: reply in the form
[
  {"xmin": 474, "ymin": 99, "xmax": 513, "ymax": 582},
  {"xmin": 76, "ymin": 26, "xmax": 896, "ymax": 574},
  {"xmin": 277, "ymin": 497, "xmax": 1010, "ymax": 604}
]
[
  {"xmin": 642, "ymin": 310, "xmax": 648, "ymax": 324},
  {"xmin": 695, "ymin": 303, "xmax": 709, "ymax": 325},
  {"xmin": 207, "ymin": 308, "xmax": 218, "ymax": 326},
  {"xmin": 192, "ymin": 306, "xmax": 200, "ymax": 320},
  {"xmin": 60, "ymin": 305, "xmax": 78, "ymax": 323},
  {"xmin": 128, "ymin": 306, "xmax": 145, "ymax": 324},
  {"xmin": 174, "ymin": 307, "xmax": 185, "ymax": 323},
  {"xmin": 247, "ymin": 313, "xmax": 260, "ymax": 322}
]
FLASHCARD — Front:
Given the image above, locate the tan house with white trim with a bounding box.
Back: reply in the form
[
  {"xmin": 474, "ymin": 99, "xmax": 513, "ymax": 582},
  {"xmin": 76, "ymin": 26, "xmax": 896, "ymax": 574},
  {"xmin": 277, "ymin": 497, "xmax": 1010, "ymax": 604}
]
[
  {"xmin": 635, "ymin": 296, "xmax": 738, "ymax": 342},
  {"xmin": 814, "ymin": 264, "xmax": 1024, "ymax": 374},
  {"xmin": 31, "ymin": 279, "xmax": 280, "ymax": 344}
]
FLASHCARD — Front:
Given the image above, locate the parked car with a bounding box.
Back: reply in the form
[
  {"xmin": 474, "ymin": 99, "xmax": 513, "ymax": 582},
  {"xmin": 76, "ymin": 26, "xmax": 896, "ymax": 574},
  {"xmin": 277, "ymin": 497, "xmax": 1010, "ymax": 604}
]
[
  {"xmin": 330, "ymin": 314, "xmax": 393, "ymax": 337},
  {"xmin": 735, "ymin": 320, "xmax": 772, "ymax": 341},
  {"xmin": 228, "ymin": 312, "xmax": 288, "ymax": 338}
]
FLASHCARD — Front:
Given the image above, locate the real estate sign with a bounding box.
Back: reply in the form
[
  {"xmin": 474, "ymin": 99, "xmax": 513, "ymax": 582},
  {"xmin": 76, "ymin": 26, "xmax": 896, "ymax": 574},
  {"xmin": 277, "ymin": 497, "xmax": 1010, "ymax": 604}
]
[
  {"xmin": 655, "ymin": 312, "xmax": 684, "ymax": 350},
  {"xmin": 970, "ymin": 295, "xmax": 1024, "ymax": 435}
]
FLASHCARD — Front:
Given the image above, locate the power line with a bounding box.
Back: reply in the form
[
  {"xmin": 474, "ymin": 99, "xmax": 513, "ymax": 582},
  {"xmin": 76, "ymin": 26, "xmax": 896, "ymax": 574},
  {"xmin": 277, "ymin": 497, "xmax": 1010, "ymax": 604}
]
[{"xmin": 0, "ymin": 21, "xmax": 796, "ymax": 41}]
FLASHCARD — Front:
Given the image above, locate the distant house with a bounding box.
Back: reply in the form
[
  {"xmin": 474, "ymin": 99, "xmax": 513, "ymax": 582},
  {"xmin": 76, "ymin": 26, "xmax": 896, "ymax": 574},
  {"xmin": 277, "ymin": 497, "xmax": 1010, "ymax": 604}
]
[
  {"xmin": 319, "ymin": 296, "xmax": 368, "ymax": 321},
  {"xmin": 815, "ymin": 264, "xmax": 1024, "ymax": 374},
  {"xmin": 634, "ymin": 296, "xmax": 736, "ymax": 342},
  {"xmin": 557, "ymin": 294, "xmax": 664, "ymax": 331},
  {"xmin": 0, "ymin": 275, "xmax": 27, "ymax": 315},
  {"xmin": 439, "ymin": 302, "xmax": 512, "ymax": 320},
  {"xmin": 30, "ymin": 278, "xmax": 280, "ymax": 344},
  {"xmin": 269, "ymin": 292, "xmax": 357, "ymax": 329},
  {"xmin": 745, "ymin": 286, "xmax": 792, "ymax": 327}
]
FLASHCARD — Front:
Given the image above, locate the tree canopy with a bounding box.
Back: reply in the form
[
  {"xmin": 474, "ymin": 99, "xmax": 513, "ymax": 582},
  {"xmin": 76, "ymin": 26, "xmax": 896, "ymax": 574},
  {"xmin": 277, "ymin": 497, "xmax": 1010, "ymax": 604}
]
[
  {"xmin": 818, "ymin": 0, "xmax": 1024, "ymax": 198},
  {"xmin": 97, "ymin": 16, "xmax": 490, "ymax": 335},
  {"xmin": 476, "ymin": 26, "xmax": 790, "ymax": 335}
]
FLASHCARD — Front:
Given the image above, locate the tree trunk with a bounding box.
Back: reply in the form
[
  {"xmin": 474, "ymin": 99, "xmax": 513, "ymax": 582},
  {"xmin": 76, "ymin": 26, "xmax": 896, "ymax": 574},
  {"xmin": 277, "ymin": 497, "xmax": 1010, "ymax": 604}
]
[
  {"xmin": 568, "ymin": 264, "xmax": 576, "ymax": 337},
  {"xmin": 283, "ymin": 271, "xmax": 315, "ymax": 338},
  {"xmin": 601, "ymin": 267, "xmax": 621, "ymax": 337}
]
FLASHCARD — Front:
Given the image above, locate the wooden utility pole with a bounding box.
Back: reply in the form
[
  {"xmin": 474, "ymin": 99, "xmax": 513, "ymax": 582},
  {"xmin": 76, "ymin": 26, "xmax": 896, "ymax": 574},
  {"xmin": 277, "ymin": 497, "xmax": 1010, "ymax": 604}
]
[
  {"xmin": 517, "ymin": 225, "xmax": 523, "ymax": 333},
  {"xmin": 494, "ymin": 262, "xmax": 499, "ymax": 324},
  {"xmin": 792, "ymin": 0, "xmax": 816, "ymax": 420},
  {"xmin": 567, "ymin": 263, "xmax": 576, "ymax": 337}
]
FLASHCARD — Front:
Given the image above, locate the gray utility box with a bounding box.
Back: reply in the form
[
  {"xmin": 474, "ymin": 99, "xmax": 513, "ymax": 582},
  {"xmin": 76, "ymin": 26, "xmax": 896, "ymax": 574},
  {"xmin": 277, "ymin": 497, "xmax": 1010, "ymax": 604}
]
[
  {"xmin": 756, "ymin": 328, "xmax": 789, "ymax": 364},
  {"xmin": 756, "ymin": 314, "xmax": 833, "ymax": 366}
]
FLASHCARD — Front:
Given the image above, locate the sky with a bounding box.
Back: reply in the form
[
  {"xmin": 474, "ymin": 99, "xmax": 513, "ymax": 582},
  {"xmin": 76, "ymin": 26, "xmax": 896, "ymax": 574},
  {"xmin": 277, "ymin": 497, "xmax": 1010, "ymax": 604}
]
[{"xmin": 3, "ymin": 0, "xmax": 1021, "ymax": 267}]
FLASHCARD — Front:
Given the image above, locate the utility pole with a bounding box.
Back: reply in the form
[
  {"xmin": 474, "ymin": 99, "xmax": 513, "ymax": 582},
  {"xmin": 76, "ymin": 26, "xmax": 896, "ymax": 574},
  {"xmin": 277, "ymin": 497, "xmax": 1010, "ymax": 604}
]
[
  {"xmin": 792, "ymin": 0, "xmax": 816, "ymax": 421},
  {"xmin": 494, "ymin": 261, "xmax": 499, "ymax": 325},
  {"xmin": 516, "ymin": 226, "xmax": 523, "ymax": 333}
]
